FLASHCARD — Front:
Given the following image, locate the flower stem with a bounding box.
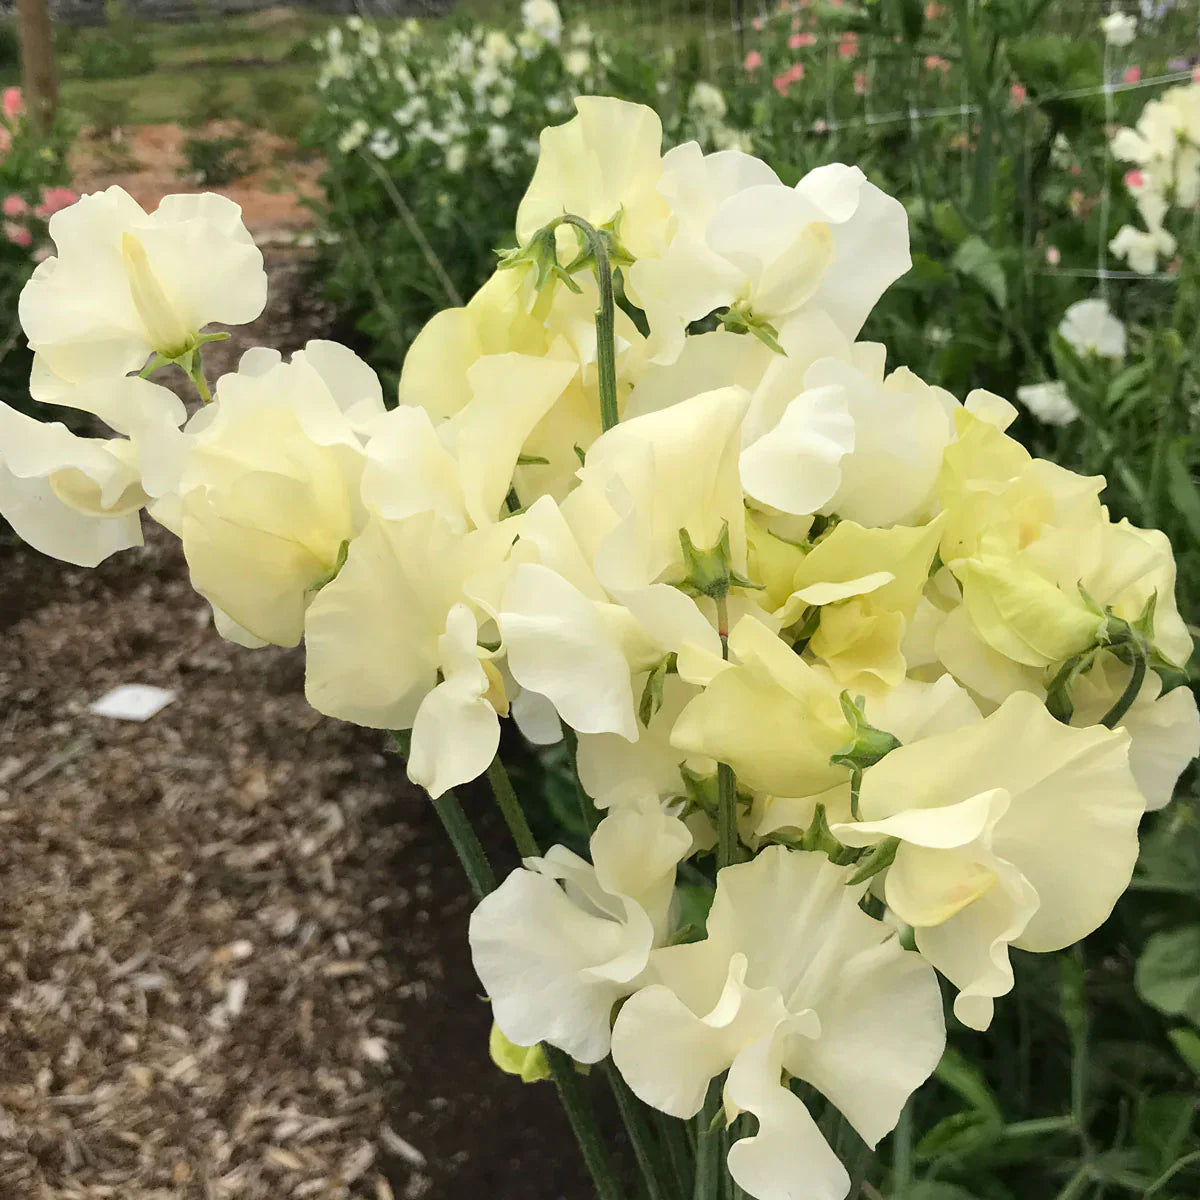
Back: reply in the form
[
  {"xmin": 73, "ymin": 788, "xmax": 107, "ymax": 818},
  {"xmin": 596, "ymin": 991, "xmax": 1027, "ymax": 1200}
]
[
  {"xmin": 1100, "ymin": 648, "xmax": 1147, "ymax": 729},
  {"xmin": 545, "ymin": 1047, "xmax": 624, "ymax": 1200},
  {"xmin": 564, "ymin": 726, "xmax": 601, "ymax": 834},
  {"xmin": 603, "ymin": 1062, "xmax": 678, "ymax": 1200},
  {"xmin": 715, "ymin": 594, "xmax": 739, "ymax": 871},
  {"xmin": 693, "ymin": 1078, "xmax": 723, "ymax": 1200},
  {"xmin": 485, "ymin": 755, "xmax": 541, "ymax": 859},
  {"xmin": 555, "ymin": 213, "xmax": 620, "ymax": 433},
  {"xmin": 429, "ymin": 789, "xmax": 495, "ymax": 901}
]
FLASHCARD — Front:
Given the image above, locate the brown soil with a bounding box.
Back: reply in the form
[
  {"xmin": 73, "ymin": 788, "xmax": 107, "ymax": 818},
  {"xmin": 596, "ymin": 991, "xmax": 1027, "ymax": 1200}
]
[
  {"xmin": 0, "ymin": 249, "xmax": 600, "ymax": 1199},
  {"xmin": 70, "ymin": 121, "xmax": 323, "ymax": 235}
]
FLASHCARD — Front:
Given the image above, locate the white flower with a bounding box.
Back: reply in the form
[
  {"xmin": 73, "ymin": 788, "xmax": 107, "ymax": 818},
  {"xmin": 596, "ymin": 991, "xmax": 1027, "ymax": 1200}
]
[
  {"xmin": 516, "ymin": 97, "xmax": 670, "ymax": 260},
  {"xmin": 1100, "ymin": 11, "xmax": 1137, "ymax": 45},
  {"xmin": 368, "ymin": 128, "xmax": 399, "ymax": 159},
  {"xmin": 1058, "ymin": 297, "xmax": 1126, "ymax": 359},
  {"xmin": 1016, "ymin": 380, "xmax": 1079, "ymax": 425},
  {"xmin": 446, "ymin": 143, "xmax": 468, "ymax": 173},
  {"xmin": 689, "ymin": 81, "xmax": 727, "ymax": 120},
  {"xmin": 611, "ymin": 847, "xmax": 945, "ymax": 1200},
  {"xmin": 521, "ymin": 0, "xmax": 563, "ymax": 43},
  {"xmin": 833, "ymin": 692, "xmax": 1145, "ymax": 1030},
  {"xmin": 169, "ymin": 342, "xmax": 384, "ymax": 647},
  {"xmin": 564, "ymin": 48, "xmax": 591, "ymax": 77},
  {"xmin": 470, "ymin": 799, "xmax": 692, "ymax": 1062},
  {"xmin": 337, "ymin": 118, "xmax": 369, "ymax": 154},
  {"xmin": 629, "ymin": 144, "xmax": 911, "ymax": 365},
  {"xmin": 19, "ymin": 187, "xmax": 265, "ymax": 392},
  {"xmin": 305, "ymin": 511, "xmax": 518, "ymax": 797}
]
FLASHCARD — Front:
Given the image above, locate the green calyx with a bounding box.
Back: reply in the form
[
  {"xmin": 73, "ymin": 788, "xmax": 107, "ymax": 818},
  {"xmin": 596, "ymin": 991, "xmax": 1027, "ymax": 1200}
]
[
  {"xmin": 139, "ymin": 329, "xmax": 229, "ymax": 403},
  {"xmin": 672, "ymin": 522, "xmax": 762, "ymax": 603},
  {"xmin": 718, "ymin": 301, "xmax": 785, "ymax": 355}
]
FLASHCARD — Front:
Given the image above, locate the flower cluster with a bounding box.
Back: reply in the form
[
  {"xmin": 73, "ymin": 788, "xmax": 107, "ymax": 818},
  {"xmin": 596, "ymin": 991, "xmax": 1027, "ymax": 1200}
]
[
  {"xmin": 5, "ymin": 98, "xmax": 1197, "ymax": 1199},
  {"xmin": 1110, "ymin": 79, "xmax": 1200, "ymax": 273}
]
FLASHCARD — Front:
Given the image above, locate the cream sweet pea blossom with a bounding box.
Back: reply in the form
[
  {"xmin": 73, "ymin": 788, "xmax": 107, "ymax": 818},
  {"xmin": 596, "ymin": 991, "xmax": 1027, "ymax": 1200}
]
[
  {"xmin": 630, "ymin": 143, "xmax": 911, "ymax": 364},
  {"xmin": 1100, "ymin": 11, "xmax": 1137, "ymax": 46},
  {"xmin": 833, "ymin": 692, "xmax": 1145, "ymax": 1029},
  {"xmin": 168, "ymin": 341, "xmax": 384, "ymax": 647},
  {"xmin": 20, "ymin": 187, "xmax": 266, "ymax": 392},
  {"xmin": 470, "ymin": 798, "xmax": 691, "ymax": 1062},
  {"xmin": 1058, "ymin": 298, "xmax": 1126, "ymax": 360},
  {"xmin": 611, "ymin": 847, "xmax": 945, "ymax": 1200}
]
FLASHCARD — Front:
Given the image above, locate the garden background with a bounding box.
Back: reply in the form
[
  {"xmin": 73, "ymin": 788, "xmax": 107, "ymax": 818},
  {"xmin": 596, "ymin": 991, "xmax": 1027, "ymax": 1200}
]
[{"xmin": 2, "ymin": 1, "xmax": 1200, "ymax": 1198}]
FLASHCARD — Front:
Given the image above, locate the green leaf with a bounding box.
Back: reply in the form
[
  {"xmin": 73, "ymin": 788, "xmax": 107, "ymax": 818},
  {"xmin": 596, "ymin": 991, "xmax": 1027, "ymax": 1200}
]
[
  {"xmin": 1168, "ymin": 1027, "xmax": 1200, "ymax": 1076},
  {"xmin": 951, "ymin": 236, "xmax": 1007, "ymax": 309},
  {"xmin": 903, "ymin": 1186, "xmax": 981, "ymax": 1200},
  {"xmin": 1135, "ymin": 796, "xmax": 1200, "ymax": 897},
  {"xmin": 933, "ymin": 1047, "xmax": 1004, "ymax": 1125},
  {"xmin": 1136, "ymin": 925, "xmax": 1200, "ymax": 1026},
  {"xmin": 1134, "ymin": 1093, "xmax": 1195, "ymax": 1176},
  {"xmin": 1165, "ymin": 440, "xmax": 1200, "ymax": 546}
]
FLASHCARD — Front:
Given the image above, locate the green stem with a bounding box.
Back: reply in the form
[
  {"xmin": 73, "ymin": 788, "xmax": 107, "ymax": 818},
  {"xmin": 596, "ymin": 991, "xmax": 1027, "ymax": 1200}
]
[
  {"xmin": 430, "ymin": 789, "xmax": 496, "ymax": 901},
  {"xmin": 554, "ymin": 213, "xmax": 620, "ymax": 433},
  {"xmin": 485, "ymin": 755, "xmax": 541, "ymax": 859},
  {"xmin": 655, "ymin": 1110, "xmax": 695, "ymax": 1198},
  {"xmin": 714, "ymin": 595, "xmax": 739, "ymax": 871},
  {"xmin": 892, "ymin": 1100, "xmax": 913, "ymax": 1196},
  {"xmin": 546, "ymin": 1046, "xmax": 624, "ymax": 1200},
  {"xmin": 1100, "ymin": 648, "xmax": 1147, "ymax": 729},
  {"xmin": 603, "ymin": 1062, "xmax": 677, "ymax": 1200},
  {"xmin": 693, "ymin": 1078, "xmax": 723, "ymax": 1200},
  {"xmin": 189, "ymin": 358, "xmax": 212, "ymax": 404},
  {"xmin": 564, "ymin": 726, "xmax": 601, "ymax": 834}
]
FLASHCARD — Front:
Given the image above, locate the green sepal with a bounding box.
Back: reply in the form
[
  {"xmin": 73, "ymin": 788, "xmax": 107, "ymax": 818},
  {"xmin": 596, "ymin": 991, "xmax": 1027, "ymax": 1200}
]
[
  {"xmin": 800, "ymin": 802, "xmax": 846, "ymax": 861},
  {"xmin": 1045, "ymin": 648, "xmax": 1097, "ymax": 724},
  {"xmin": 679, "ymin": 764, "xmax": 719, "ymax": 821},
  {"xmin": 830, "ymin": 692, "xmax": 902, "ymax": 773},
  {"xmin": 672, "ymin": 522, "xmax": 763, "ymax": 602},
  {"xmin": 639, "ymin": 653, "xmax": 677, "ymax": 727},
  {"xmin": 846, "ymin": 837, "xmax": 900, "ymax": 886},
  {"xmin": 718, "ymin": 301, "xmax": 785, "ymax": 355},
  {"xmin": 306, "ymin": 539, "xmax": 350, "ymax": 595},
  {"xmin": 496, "ymin": 228, "xmax": 583, "ymax": 294}
]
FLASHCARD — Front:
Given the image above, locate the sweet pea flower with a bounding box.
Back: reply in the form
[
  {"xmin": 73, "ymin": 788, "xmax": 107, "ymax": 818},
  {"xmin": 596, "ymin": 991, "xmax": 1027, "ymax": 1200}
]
[
  {"xmin": 36, "ymin": 186, "xmax": 78, "ymax": 218},
  {"xmin": 1058, "ymin": 297, "xmax": 1127, "ymax": 359},
  {"xmin": 833, "ymin": 693, "xmax": 1145, "ymax": 1030},
  {"xmin": 1123, "ymin": 65, "xmax": 1142, "ymax": 84},
  {"xmin": 773, "ymin": 63, "xmax": 804, "ymax": 96},
  {"xmin": 471, "ymin": 799, "xmax": 692, "ymax": 1062},
  {"xmin": 789, "ymin": 31, "xmax": 815, "ymax": 48},
  {"xmin": 169, "ymin": 342, "xmax": 384, "ymax": 648},
  {"xmin": 611, "ymin": 847, "xmax": 945, "ymax": 1200},
  {"xmin": 20, "ymin": 187, "xmax": 266, "ymax": 395},
  {"xmin": 744, "ymin": 50, "xmax": 762, "ymax": 71},
  {"xmin": 1101, "ymin": 11, "xmax": 1137, "ymax": 46},
  {"xmin": 1010, "ymin": 82, "xmax": 1027, "ymax": 105},
  {"xmin": 4, "ymin": 220, "xmax": 30, "ymax": 246},
  {"xmin": 2, "ymin": 194, "xmax": 26, "ymax": 217},
  {"xmin": 2, "ymin": 87, "xmax": 22, "ymax": 120}
]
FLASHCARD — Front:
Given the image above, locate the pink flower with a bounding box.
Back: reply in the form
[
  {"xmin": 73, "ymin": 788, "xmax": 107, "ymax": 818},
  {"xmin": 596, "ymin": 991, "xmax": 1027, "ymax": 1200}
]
[
  {"xmin": 925, "ymin": 1, "xmax": 944, "ymax": 15},
  {"xmin": 2, "ymin": 194, "xmax": 26, "ymax": 217},
  {"xmin": 773, "ymin": 62, "xmax": 805, "ymax": 96},
  {"xmin": 1124, "ymin": 168, "xmax": 1146, "ymax": 190},
  {"xmin": 789, "ymin": 31, "xmax": 816, "ymax": 48},
  {"xmin": 2, "ymin": 87, "xmax": 22, "ymax": 121},
  {"xmin": 1010, "ymin": 82, "xmax": 1027, "ymax": 105},
  {"xmin": 1122, "ymin": 65, "xmax": 1141, "ymax": 84},
  {"xmin": 744, "ymin": 50, "xmax": 762, "ymax": 71},
  {"xmin": 854, "ymin": 70, "xmax": 869, "ymax": 96},
  {"xmin": 924, "ymin": 54, "xmax": 950, "ymax": 72},
  {"xmin": 1193, "ymin": 65, "xmax": 1200, "ymax": 83},
  {"xmin": 4, "ymin": 221, "xmax": 31, "ymax": 247},
  {"xmin": 838, "ymin": 36, "xmax": 858, "ymax": 59},
  {"xmin": 36, "ymin": 185, "xmax": 77, "ymax": 218},
  {"xmin": 1045, "ymin": 245, "xmax": 1061, "ymax": 266},
  {"xmin": 752, "ymin": 15, "xmax": 765, "ymax": 29},
  {"xmin": 1070, "ymin": 163, "xmax": 1081, "ymax": 176}
]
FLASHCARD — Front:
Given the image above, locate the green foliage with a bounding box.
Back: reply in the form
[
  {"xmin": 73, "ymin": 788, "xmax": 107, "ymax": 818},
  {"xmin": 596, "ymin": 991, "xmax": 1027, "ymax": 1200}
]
[
  {"xmin": 181, "ymin": 131, "xmax": 253, "ymax": 186},
  {"xmin": 76, "ymin": 32, "xmax": 155, "ymax": 81}
]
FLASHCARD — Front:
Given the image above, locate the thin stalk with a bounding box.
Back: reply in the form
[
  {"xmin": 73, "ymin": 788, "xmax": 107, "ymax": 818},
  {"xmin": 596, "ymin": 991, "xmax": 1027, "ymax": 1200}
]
[
  {"xmin": 603, "ymin": 1061, "xmax": 677, "ymax": 1200},
  {"xmin": 892, "ymin": 1101, "xmax": 913, "ymax": 1196},
  {"xmin": 693, "ymin": 1077, "xmax": 723, "ymax": 1200},
  {"xmin": 554, "ymin": 213, "xmax": 620, "ymax": 432},
  {"xmin": 715, "ymin": 595, "xmax": 739, "ymax": 870},
  {"xmin": 485, "ymin": 756, "xmax": 541, "ymax": 859},
  {"xmin": 655, "ymin": 1111, "xmax": 695, "ymax": 1198},
  {"xmin": 546, "ymin": 1046, "xmax": 625, "ymax": 1200},
  {"xmin": 564, "ymin": 726, "xmax": 601, "ymax": 834},
  {"xmin": 430, "ymin": 789, "xmax": 495, "ymax": 900},
  {"xmin": 189, "ymin": 359, "xmax": 212, "ymax": 404},
  {"xmin": 1100, "ymin": 649, "xmax": 1147, "ymax": 729}
]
